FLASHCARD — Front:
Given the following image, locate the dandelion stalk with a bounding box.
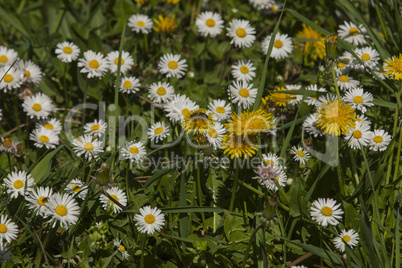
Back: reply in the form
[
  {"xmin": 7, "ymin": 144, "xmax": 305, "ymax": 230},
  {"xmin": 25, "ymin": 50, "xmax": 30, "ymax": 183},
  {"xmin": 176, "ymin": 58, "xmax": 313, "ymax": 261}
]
[
  {"xmin": 196, "ymin": 157, "xmax": 207, "ymax": 234},
  {"xmin": 229, "ymin": 159, "xmax": 240, "ymax": 211}
]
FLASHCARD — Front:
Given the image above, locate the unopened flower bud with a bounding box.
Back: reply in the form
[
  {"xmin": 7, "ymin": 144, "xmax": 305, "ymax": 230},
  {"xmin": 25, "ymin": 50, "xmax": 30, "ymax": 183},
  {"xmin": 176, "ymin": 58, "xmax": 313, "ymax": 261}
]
[{"xmin": 325, "ymin": 34, "xmax": 338, "ymax": 59}]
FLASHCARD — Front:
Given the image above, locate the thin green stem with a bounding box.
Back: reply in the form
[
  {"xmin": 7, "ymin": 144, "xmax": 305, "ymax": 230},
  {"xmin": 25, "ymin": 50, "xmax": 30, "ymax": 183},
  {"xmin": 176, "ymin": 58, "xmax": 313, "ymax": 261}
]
[
  {"xmin": 229, "ymin": 161, "xmax": 240, "ymax": 211},
  {"xmin": 196, "ymin": 159, "xmax": 207, "ymax": 234},
  {"xmin": 331, "ymin": 63, "xmax": 341, "ymax": 100},
  {"xmin": 7, "ymin": 154, "xmax": 12, "ymax": 172},
  {"xmin": 140, "ymin": 234, "xmax": 147, "ymax": 268},
  {"xmin": 237, "ymin": 179, "xmax": 264, "ymax": 197},
  {"xmin": 375, "ymin": 4, "xmax": 389, "ymax": 42}
]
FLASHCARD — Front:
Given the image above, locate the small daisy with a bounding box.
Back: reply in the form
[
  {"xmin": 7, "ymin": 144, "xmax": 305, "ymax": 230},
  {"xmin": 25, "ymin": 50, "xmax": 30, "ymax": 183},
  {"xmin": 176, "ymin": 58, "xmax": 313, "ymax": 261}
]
[
  {"xmin": 343, "ymin": 88, "xmax": 374, "ymax": 113},
  {"xmin": 3, "ymin": 170, "xmax": 35, "ymax": 199},
  {"xmin": 285, "ymin": 84, "xmax": 303, "ymax": 105},
  {"xmin": 119, "ymin": 76, "xmax": 141, "ymax": 94},
  {"xmin": 205, "ymin": 122, "xmax": 226, "ymax": 149},
  {"xmin": 158, "ymin": 54, "xmax": 187, "ymax": 78},
  {"xmin": 164, "ymin": 94, "xmax": 199, "ymax": 123},
  {"xmin": 78, "ymin": 50, "xmax": 109, "ymax": 78},
  {"xmin": 128, "ymin": 14, "xmax": 153, "ymax": 34},
  {"xmin": 148, "ymin": 122, "xmax": 170, "ymax": 143},
  {"xmin": 337, "ymin": 21, "xmax": 367, "ymax": 46},
  {"xmin": 337, "ymin": 74, "xmax": 360, "ymax": 91},
  {"xmin": 370, "ymin": 66, "xmax": 387, "ymax": 80},
  {"xmin": 368, "ymin": 129, "xmax": 391, "ymax": 151},
  {"xmin": 22, "ymin": 92, "xmax": 55, "ymax": 119},
  {"xmin": 36, "ymin": 118, "xmax": 62, "ymax": 135},
  {"xmin": 106, "ymin": 50, "xmax": 134, "ymax": 74},
  {"xmin": 134, "ymin": 206, "xmax": 165, "ymax": 235},
  {"xmin": 17, "ymin": 60, "xmax": 42, "ymax": 86},
  {"xmin": 0, "ymin": 65, "xmax": 23, "ymax": 92},
  {"xmin": 333, "ymin": 229, "xmax": 359, "ymax": 252},
  {"xmin": 65, "ymin": 178, "xmax": 88, "ymax": 200},
  {"xmin": 100, "ymin": 187, "xmax": 127, "ymax": 214},
  {"xmin": 120, "ymin": 141, "xmax": 147, "ymax": 163},
  {"xmin": 231, "ymin": 60, "xmax": 256, "ymax": 83},
  {"xmin": 226, "ymin": 19, "xmax": 256, "ymax": 48},
  {"xmin": 207, "ymin": 99, "xmax": 231, "ymax": 121},
  {"xmin": 0, "ymin": 137, "xmax": 21, "ymax": 154},
  {"xmin": 84, "ymin": 119, "xmax": 108, "ymax": 137},
  {"xmin": 304, "ymin": 84, "xmax": 326, "ymax": 106},
  {"xmin": 0, "ymin": 46, "xmax": 18, "ymax": 66},
  {"xmin": 55, "ymin": 41, "xmax": 81, "ymax": 63},
  {"xmin": 72, "ymin": 135, "xmax": 104, "ymax": 161},
  {"xmin": 30, "ymin": 127, "xmax": 59, "ymax": 149},
  {"xmin": 45, "ymin": 193, "xmax": 80, "ymax": 228},
  {"xmin": 0, "ymin": 215, "xmax": 18, "ymax": 249},
  {"xmin": 261, "ymin": 33, "xmax": 293, "ymax": 59},
  {"xmin": 303, "ymin": 114, "xmax": 324, "ymax": 137},
  {"xmin": 195, "ymin": 11, "xmax": 224, "ymax": 38},
  {"xmin": 290, "ymin": 146, "xmax": 310, "ymax": 165},
  {"xmin": 310, "ymin": 198, "xmax": 343, "ymax": 226},
  {"xmin": 113, "ymin": 238, "xmax": 130, "ymax": 260},
  {"xmin": 229, "ymin": 80, "xmax": 258, "ymax": 109},
  {"xmin": 252, "ymin": 164, "xmax": 287, "ymax": 191},
  {"xmin": 25, "ymin": 186, "xmax": 53, "ymax": 216},
  {"xmin": 344, "ymin": 121, "xmax": 371, "ymax": 149},
  {"xmin": 268, "ymin": 1, "xmax": 283, "ymax": 12},
  {"xmin": 148, "ymin": 81, "xmax": 175, "ymax": 103},
  {"xmin": 262, "ymin": 152, "xmax": 282, "ymax": 167},
  {"xmin": 335, "ymin": 59, "xmax": 351, "ymax": 75},
  {"xmin": 354, "ymin": 47, "xmax": 380, "ymax": 70},
  {"xmin": 249, "ymin": 0, "xmax": 274, "ymax": 10}
]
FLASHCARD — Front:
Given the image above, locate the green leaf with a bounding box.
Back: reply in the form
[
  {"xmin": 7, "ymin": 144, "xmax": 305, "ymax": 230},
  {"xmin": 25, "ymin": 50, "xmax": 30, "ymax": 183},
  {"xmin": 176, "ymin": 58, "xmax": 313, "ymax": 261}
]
[{"xmin": 30, "ymin": 145, "xmax": 64, "ymax": 183}]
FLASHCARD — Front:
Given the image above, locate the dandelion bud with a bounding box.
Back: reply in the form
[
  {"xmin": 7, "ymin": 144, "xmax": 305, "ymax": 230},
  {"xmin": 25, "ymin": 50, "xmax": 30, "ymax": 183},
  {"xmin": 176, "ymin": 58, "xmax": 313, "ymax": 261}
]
[
  {"xmin": 97, "ymin": 162, "xmax": 110, "ymax": 186},
  {"xmin": 325, "ymin": 34, "xmax": 338, "ymax": 59},
  {"xmin": 263, "ymin": 193, "xmax": 278, "ymax": 220}
]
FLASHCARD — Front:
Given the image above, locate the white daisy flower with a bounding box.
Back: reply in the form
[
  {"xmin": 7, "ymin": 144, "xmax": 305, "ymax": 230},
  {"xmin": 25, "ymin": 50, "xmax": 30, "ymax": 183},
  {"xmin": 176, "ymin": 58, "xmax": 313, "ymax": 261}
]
[
  {"xmin": 72, "ymin": 135, "xmax": 104, "ymax": 161},
  {"xmin": 354, "ymin": 47, "xmax": 380, "ymax": 70},
  {"xmin": 55, "ymin": 41, "xmax": 81, "ymax": 63},
  {"xmin": 45, "ymin": 193, "xmax": 80, "ymax": 228},
  {"xmin": 337, "ymin": 21, "xmax": 367, "ymax": 46},
  {"xmin": 0, "ymin": 65, "xmax": 23, "ymax": 92},
  {"xmin": 207, "ymin": 99, "xmax": 231, "ymax": 121},
  {"xmin": 0, "ymin": 46, "xmax": 18, "ymax": 66},
  {"xmin": 0, "ymin": 137, "xmax": 21, "ymax": 154},
  {"xmin": 285, "ymin": 84, "xmax": 303, "ymax": 105},
  {"xmin": 128, "ymin": 14, "xmax": 153, "ymax": 34},
  {"xmin": 252, "ymin": 164, "xmax": 287, "ymax": 191},
  {"xmin": 106, "ymin": 50, "xmax": 134, "ymax": 74},
  {"xmin": 335, "ymin": 59, "xmax": 351, "ymax": 75},
  {"xmin": 25, "ymin": 186, "xmax": 53, "ymax": 216},
  {"xmin": 310, "ymin": 198, "xmax": 343, "ymax": 226},
  {"xmin": 84, "ymin": 119, "xmax": 108, "ymax": 137},
  {"xmin": 3, "ymin": 170, "xmax": 35, "ymax": 199},
  {"xmin": 77, "ymin": 50, "xmax": 109, "ymax": 78},
  {"xmin": 342, "ymin": 87, "xmax": 374, "ymax": 113},
  {"xmin": 249, "ymin": 0, "xmax": 274, "ymax": 10},
  {"xmin": 134, "ymin": 206, "xmax": 165, "ymax": 235},
  {"xmin": 231, "ymin": 60, "xmax": 256, "ymax": 83},
  {"xmin": 304, "ymin": 84, "xmax": 326, "ymax": 106},
  {"xmin": 113, "ymin": 238, "xmax": 130, "ymax": 260},
  {"xmin": 119, "ymin": 76, "xmax": 141, "ymax": 94},
  {"xmin": 30, "ymin": 127, "xmax": 59, "ymax": 149},
  {"xmin": 205, "ymin": 122, "xmax": 226, "ymax": 149},
  {"xmin": 268, "ymin": 1, "xmax": 283, "ymax": 12},
  {"xmin": 148, "ymin": 122, "xmax": 170, "ymax": 143},
  {"xmin": 164, "ymin": 94, "xmax": 199, "ymax": 123},
  {"xmin": 17, "ymin": 60, "xmax": 42, "ymax": 86},
  {"xmin": 333, "ymin": 229, "xmax": 359, "ymax": 252},
  {"xmin": 344, "ymin": 121, "xmax": 371, "ymax": 149},
  {"xmin": 262, "ymin": 152, "xmax": 282, "ymax": 167},
  {"xmin": 370, "ymin": 66, "xmax": 386, "ymax": 80},
  {"xmin": 356, "ymin": 114, "xmax": 371, "ymax": 126},
  {"xmin": 195, "ymin": 11, "xmax": 224, "ymax": 38},
  {"xmin": 337, "ymin": 74, "xmax": 360, "ymax": 91},
  {"xmin": 226, "ymin": 19, "xmax": 256, "ymax": 48},
  {"xmin": 368, "ymin": 129, "xmax": 391, "ymax": 151},
  {"xmin": 22, "ymin": 92, "xmax": 55, "ymax": 119},
  {"xmin": 0, "ymin": 215, "xmax": 18, "ymax": 249},
  {"xmin": 261, "ymin": 33, "xmax": 293, "ymax": 59},
  {"xmin": 148, "ymin": 81, "xmax": 175, "ymax": 103},
  {"xmin": 100, "ymin": 187, "xmax": 127, "ymax": 214},
  {"xmin": 120, "ymin": 141, "xmax": 147, "ymax": 163},
  {"xmin": 290, "ymin": 146, "xmax": 310, "ymax": 165},
  {"xmin": 303, "ymin": 114, "xmax": 324, "ymax": 137},
  {"xmin": 229, "ymin": 80, "xmax": 258, "ymax": 109},
  {"xmin": 65, "ymin": 178, "xmax": 88, "ymax": 200},
  {"xmin": 158, "ymin": 54, "xmax": 187, "ymax": 78},
  {"xmin": 36, "ymin": 118, "xmax": 62, "ymax": 135}
]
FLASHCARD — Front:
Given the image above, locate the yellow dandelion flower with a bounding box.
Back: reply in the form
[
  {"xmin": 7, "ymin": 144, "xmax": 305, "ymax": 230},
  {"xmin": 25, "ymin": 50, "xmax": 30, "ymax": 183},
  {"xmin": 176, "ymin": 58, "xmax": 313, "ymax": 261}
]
[
  {"xmin": 268, "ymin": 87, "xmax": 296, "ymax": 107},
  {"xmin": 153, "ymin": 15, "xmax": 177, "ymax": 34},
  {"xmin": 193, "ymin": 133, "xmax": 209, "ymax": 146},
  {"xmin": 296, "ymin": 24, "xmax": 326, "ymax": 60},
  {"xmin": 182, "ymin": 108, "xmax": 216, "ymax": 135},
  {"xmin": 384, "ymin": 53, "xmax": 402, "ymax": 80},
  {"xmin": 164, "ymin": 0, "xmax": 180, "ymax": 4},
  {"xmin": 315, "ymin": 98, "xmax": 358, "ymax": 136},
  {"xmin": 225, "ymin": 108, "xmax": 273, "ymax": 136},
  {"xmin": 221, "ymin": 134, "xmax": 258, "ymax": 159}
]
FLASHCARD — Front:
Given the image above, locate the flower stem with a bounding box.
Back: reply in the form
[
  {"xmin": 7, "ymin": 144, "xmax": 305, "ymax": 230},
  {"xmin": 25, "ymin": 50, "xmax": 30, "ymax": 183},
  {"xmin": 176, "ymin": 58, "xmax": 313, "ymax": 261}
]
[
  {"xmin": 229, "ymin": 160, "xmax": 240, "ymax": 211},
  {"xmin": 196, "ymin": 158, "xmax": 207, "ymax": 234},
  {"xmin": 331, "ymin": 63, "xmax": 341, "ymax": 100}
]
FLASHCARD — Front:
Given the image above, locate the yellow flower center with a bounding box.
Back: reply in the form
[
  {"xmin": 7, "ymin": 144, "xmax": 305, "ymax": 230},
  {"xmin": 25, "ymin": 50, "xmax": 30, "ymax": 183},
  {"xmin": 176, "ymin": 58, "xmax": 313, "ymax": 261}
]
[
  {"xmin": 32, "ymin": 103, "xmax": 42, "ymax": 111},
  {"xmin": 361, "ymin": 53, "xmax": 370, "ymax": 61},
  {"xmin": 144, "ymin": 214, "xmax": 155, "ymax": 224},
  {"xmin": 206, "ymin": 19, "xmax": 215, "ymax": 27},
  {"xmin": 114, "ymin": 58, "xmax": 124, "ymax": 65},
  {"xmin": 236, "ymin": 28, "xmax": 246, "ymax": 37},
  {"xmin": 343, "ymin": 235, "xmax": 351, "ymax": 242},
  {"xmin": 89, "ymin": 59, "xmax": 99, "ymax": 69},
  {"xmin": 240, "ymin": 66, "xmax": 249, "ymax": 74},
  {"xmin": 137, "ymin": 21, "xmax": 145, "ymax": 27},
  {"xmin": 25, "ymin": 70, "xmax": 30, "ymax": 78},
  {"xmin": 168, "ymin": 61, "xmax": 178, "ymax": 69},
  {"xmin": 353, "ymin": 130, "xmax": 362, "ymax": 139},
  {"xmin": 265, "ymin": 160, "xmax": 275, "ymax": 165},
  {"xmin": 84, "ymin": 143, "xmax": 94, "ymax": 151},
  {"xmin": 353, "ymin": 96, "xmax": 364, "ymax": 103},
  {"xmin": 337, "ymin": 62, "xmax": 345, "ymax": 69},
  {"xmin": 339, "ymin": 75, "xmax": 349, "ymax": 82},
  {"xmin": 157, "ymin": 87, "xmax": 166, "ymax": 95},
  {"xmin": 373, "ymin": 135, "xmax": 383, "ymax": 143},
  {"xmin": 182, "ymin": 108, "xmax": 190, "ymax": 116},
  {"xmin": 0, "ymin": 224, "xmax": 7, "ymax": 233},
  {"xmin": 216, "ymin": 106, "xmax": 226, "ymax": 114},
  {"xmin": 72, "ymin": 185, "xmax": 81, "ymax": 193},
  {"xmin": 154, "ymin": 127, "xmax": 164, "ymax": 135},
  {"xmin": 119, "ymin": 244, "xmax": 126, "ymax": 251},
  {"xmin": 110, "ymin": 194, "xmax": 118, "ymax": 204},
  {"xmin": 3, "ymin": 138, "xmax": 12, "ymax": 148},
  {"xmin": 56, "ymin": 205, "xmax": 67, "ymax": 216},
  {"xmin": 208, "ymin": 129, "xmax": 218, "ymax": 138},
  {"xmin": 123, "ymin": 80, "xmax": 132, "ymax": 88},
  {"xmin": 38, "ymin": 196, "xmax": 48, "ymax": 206},
  {"xmin": 349, "ymin": 27, "xmax": 359, "ymax": 36},
  {"xmin": 39, "ymin": 135, "xmax": 49, "ymax": 143},
  {"xmin": 0, "ymin": 55, "xmax": 8, "ymax": 63},
  {"xmin": 270, "ymin": 5, "xmax": 277, "ymax": 11},
  {"xmin": 4, "ymin": 74, "xmax": 13, "ymax": 83},
  {"xmin": 63, "ymin": 46, "xmax": 73, "ymax": 54},
  {"xmin": 130, "ymin": 146, "xmax": 139, "ymax": 154},
  {"xmin": 239, "ymin": 88, "xmax": 249, "ymax": 98},
  {"xmin": 274, "ymin": 40, "xmax": 283, "ymax": 48},
  {"xmin": 321, "ymin": 206, "xmax": 333, "ymax": 216},
  {"xmin": 91, "ymin": 124, "xmax": 100, "ymax": 131},
  {"xmin": 296, "ymin": 150, "xmax": 305, "ymax": 157},
  {"xmin": 14, "ymin": 180, "xmax": 24, "ymax": 189}
]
